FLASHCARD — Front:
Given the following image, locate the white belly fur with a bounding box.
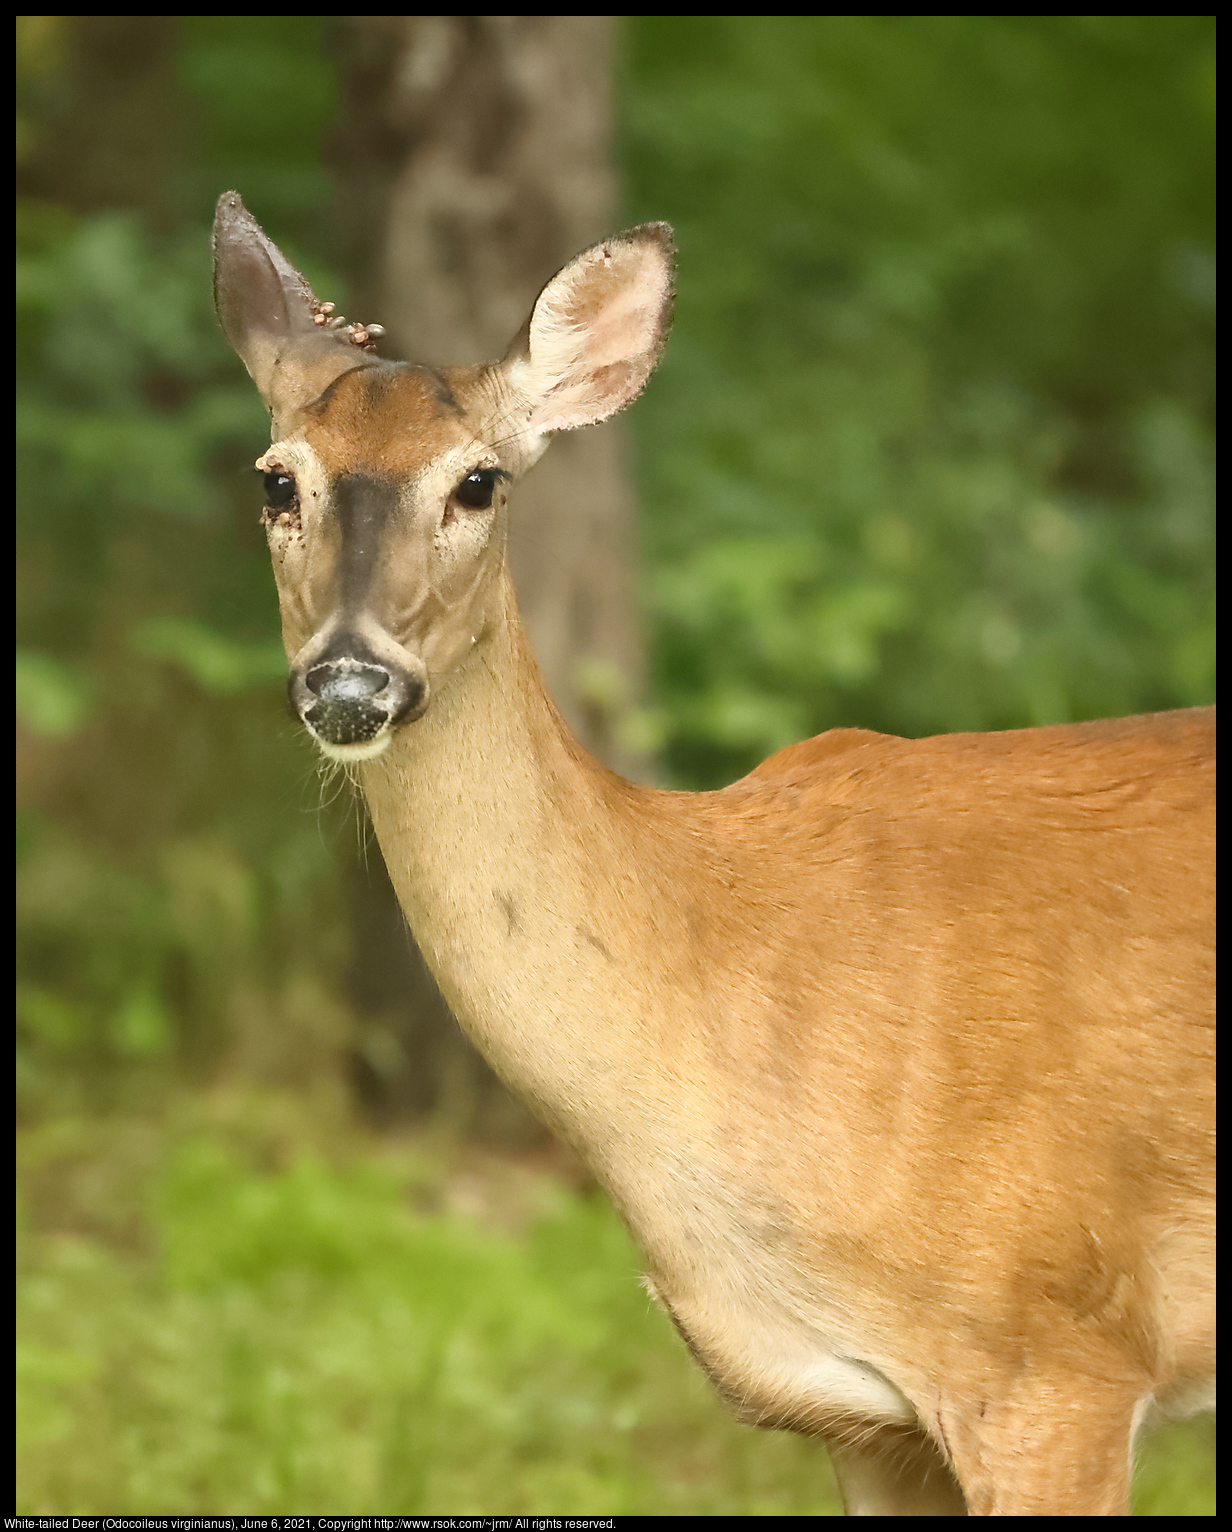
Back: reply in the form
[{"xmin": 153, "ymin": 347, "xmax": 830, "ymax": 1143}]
[{"xmin": 642, "ymin": 1272, "xmax": 918, "ymax": 1434}]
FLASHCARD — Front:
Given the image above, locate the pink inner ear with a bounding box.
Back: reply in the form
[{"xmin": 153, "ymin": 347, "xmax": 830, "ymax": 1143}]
[
  {"xmin": 571, "ymin": 279, "xmax": 665, "ymax": 372},
  {"xmin": 558, "ymin": 245, "xmax": 671, "ymax": 364},
  {"xmin": 522, "ymin": 243, "xmax": 671, "ymax": 433}
]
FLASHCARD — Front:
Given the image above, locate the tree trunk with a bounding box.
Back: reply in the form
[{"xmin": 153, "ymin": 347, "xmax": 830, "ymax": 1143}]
[{"xmin": 328, "ymin": 17, "xmax": 646, "ymax": 1142}]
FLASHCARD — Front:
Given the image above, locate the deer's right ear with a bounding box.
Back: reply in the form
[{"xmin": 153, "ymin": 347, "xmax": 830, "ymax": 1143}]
[
  {"xmin": 504, "ymin": 223, "xmax": 675, "ymax": 435},
  {"xmin": 212, "ymin": 192, "xmax": 371, "ymax": 421}
]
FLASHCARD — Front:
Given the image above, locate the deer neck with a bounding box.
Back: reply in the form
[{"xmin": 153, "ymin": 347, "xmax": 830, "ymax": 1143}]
[{"xmin": 357, "ymin": 569, "xmax": 672, "ymax": 1155}]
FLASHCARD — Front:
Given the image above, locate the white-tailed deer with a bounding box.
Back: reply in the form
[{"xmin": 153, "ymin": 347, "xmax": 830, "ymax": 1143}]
[{"xmin": 213, "ymin": 192, "xmax": 1214, "ymax": 1516}]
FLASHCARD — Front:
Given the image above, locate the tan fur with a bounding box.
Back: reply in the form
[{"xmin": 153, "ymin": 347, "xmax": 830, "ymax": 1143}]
[{"xmin": 213, "ymin": 194, "xmax": 1215, "ymax": 1515}]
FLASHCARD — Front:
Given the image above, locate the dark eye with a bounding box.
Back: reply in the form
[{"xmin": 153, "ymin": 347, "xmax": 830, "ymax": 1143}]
[
  {"xmin": 263, "ymin": 470, "xmax": 298, "ymax": 509},
  {"xmin": 453, "ymin": 469, "xmax": 498, "ymax": 510}
]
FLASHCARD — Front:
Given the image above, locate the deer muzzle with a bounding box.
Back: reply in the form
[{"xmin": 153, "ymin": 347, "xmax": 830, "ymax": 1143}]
[{"xmin": 289, "ymin": 635, "xmax": 428, "ymax": 760}]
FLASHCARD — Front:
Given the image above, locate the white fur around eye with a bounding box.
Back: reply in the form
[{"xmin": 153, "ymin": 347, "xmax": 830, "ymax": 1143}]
[{"xmin": 433, "ymin": 505, "xmax": 494, "ymax": 566}]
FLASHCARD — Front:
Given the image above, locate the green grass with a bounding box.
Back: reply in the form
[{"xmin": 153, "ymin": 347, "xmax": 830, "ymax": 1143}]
[{"xmin": 16, "ymin": 1093, "xmax": 1215, "ymax": 1514}]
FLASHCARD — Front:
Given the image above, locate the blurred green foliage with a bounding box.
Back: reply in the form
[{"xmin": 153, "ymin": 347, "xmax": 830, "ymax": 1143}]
[
  {"xmin": 17, "ymin": 18, "xmax": 351, "ymax": 1113},
  {"xmin": 623, "ymin": 16, "xmax": 1215, "ymax": 783},
  {"xmin": 16, "ymin": 1101, "xmax": 1214, "ymax": 1514}
]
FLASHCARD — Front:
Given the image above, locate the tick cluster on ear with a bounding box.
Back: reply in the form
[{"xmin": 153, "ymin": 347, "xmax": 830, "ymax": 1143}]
[{"xmin": 308, "ymin": 297, "xmax": 386, "ymax": 353}]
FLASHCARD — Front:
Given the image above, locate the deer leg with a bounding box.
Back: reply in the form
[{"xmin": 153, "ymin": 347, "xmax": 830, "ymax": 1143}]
[
  {"xmin": 936, "ymin": 1376, "xmax": 1141, "ymax": 1516},
  {"xmin": 828, "ymin": 1427, "xmax": 968, "ymax": 1516}
]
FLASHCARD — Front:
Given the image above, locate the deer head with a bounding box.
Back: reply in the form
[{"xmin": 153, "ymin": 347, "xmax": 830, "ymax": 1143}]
[{"xmin": 212, "ymin": 192, "xmax": 674, "ymax": 761}]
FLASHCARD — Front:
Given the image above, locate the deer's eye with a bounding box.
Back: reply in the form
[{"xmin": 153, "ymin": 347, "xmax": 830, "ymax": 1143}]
[
  {"xmin": 454, "ymin": 469, "xmax": 498, "ymax": 510},
  {"xmin": 263, "ymin": 470, "xmax": 298, "ymax": 509}
]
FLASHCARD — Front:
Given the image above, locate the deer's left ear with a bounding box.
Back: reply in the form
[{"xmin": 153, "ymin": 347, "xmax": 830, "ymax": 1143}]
[
  {"xmin": 212, "ymin": 192, "xmax": 378, "ymax": 425},
  {"xmin": 504, "ymin": 223, "xmax": 675, "ymax": 435}
]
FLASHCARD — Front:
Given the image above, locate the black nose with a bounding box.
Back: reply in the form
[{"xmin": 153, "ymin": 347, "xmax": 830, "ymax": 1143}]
[
  {"xmin": 305, "ymin": 660, "xmax": 389, "ymax": 703},
  {"xmin": 291, "ymin": 637, "xmax": 428, "ymax": 750},
  {"xmin": 302, "ymin": 660, "xmax": 392, "ymax": 746}
]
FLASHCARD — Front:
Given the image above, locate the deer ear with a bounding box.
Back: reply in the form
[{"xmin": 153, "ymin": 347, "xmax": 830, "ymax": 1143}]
[
  {"xmin": 505, "ymin": 223, "xmax": 675, "ymax": 434},
  {"xmin": 212, "ymin": 192, "xmax": 375, "ymax": 423}
]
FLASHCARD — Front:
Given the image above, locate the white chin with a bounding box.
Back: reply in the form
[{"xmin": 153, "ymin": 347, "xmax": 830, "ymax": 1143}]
[{"xmin": 313, "ymin": 733, "xmax": 392, "ymax": 763}]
